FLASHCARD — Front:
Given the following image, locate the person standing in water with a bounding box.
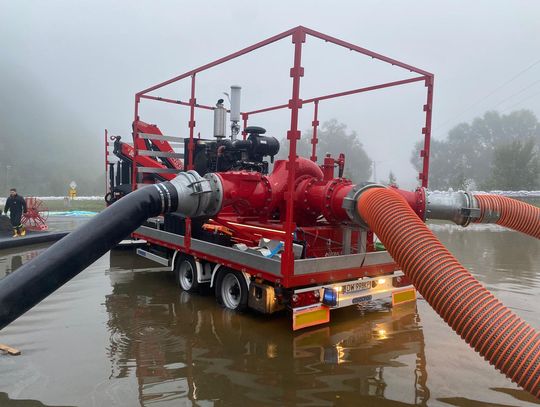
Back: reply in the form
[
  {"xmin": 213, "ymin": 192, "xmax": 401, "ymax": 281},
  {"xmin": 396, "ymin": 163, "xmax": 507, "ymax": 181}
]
[{"xmin": 3, "ymin": 188, "xmax": 27, "ymax": 237}]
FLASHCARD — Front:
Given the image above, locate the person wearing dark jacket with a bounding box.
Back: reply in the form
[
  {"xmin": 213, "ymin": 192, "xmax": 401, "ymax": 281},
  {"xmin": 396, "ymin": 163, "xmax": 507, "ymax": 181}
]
[{"xmin": 3, "ymin": 188, "xmax": 27, "ymax": 237}]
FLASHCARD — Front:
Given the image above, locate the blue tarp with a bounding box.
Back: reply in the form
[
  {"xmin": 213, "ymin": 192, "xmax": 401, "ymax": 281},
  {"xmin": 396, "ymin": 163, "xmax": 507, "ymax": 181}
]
[{"xmin": 49, "ymin": 211, "xmax": 98, "ymax": 217}]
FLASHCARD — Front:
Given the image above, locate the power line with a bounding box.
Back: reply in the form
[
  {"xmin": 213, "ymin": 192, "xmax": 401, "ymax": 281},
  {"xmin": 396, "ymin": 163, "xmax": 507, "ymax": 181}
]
[
  {"xmin": 435, "ymin": 58, "xmax": 540, "ymax": 132},
  {"xmin": 490, "ymin": 78, "xmax": 540, "ymax": 110},
  {"xmin": 500, "ymin": 88, "xmax": 540, "ymax": 114}
]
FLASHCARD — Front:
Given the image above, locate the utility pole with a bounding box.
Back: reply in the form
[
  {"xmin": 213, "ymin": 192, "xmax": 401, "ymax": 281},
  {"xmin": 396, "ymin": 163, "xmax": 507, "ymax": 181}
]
[{"xmin": 371, "ymin": 160, "xmax": 386, "ymax": 183}]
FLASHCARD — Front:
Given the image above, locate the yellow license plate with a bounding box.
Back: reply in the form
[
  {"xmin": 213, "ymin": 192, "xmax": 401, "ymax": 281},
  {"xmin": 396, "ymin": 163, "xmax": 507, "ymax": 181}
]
[
  {"xmin": 392, "ymin": 288, "xmax": 416, "ymax": 306},
  {"xmin": 292, "ymin": 306, "xmax": 330, "ymax": 331}
]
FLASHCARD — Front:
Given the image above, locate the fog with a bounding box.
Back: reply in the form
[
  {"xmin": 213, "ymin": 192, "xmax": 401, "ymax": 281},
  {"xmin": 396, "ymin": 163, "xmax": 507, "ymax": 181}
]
[{"xmin": 1, "ymin": 0, "xmax": 539, "ymax": 192}]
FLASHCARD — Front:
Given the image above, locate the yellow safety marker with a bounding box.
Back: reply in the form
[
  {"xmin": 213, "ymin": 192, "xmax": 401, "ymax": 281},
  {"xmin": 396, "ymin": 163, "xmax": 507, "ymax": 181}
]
[
  {"xmin": 293, "ymin": 305, "xmax": 330, "ymax": 331},
  {"xmin": 392, "ymin": 288, "xmax": 416, "ymax": 306}
]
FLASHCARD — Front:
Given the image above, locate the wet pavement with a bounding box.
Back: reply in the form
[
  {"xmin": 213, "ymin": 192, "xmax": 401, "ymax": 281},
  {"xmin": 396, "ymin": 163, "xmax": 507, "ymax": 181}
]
[{"xmin": 0, "ymin": 221, "xmax": 539, "ymax": 406}]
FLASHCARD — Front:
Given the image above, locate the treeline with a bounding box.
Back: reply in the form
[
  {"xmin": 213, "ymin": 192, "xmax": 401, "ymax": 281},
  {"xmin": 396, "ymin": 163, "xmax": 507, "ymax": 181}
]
[
  {"xmin": 0, "ymin": 64, "xmax": 103, "ymax": 197},
  {"xmin": 411, "ymin": 110, "xmax": 540, "ymax": 190},
  {"xmin": 281, "ymin": 118, "xmax": 373, "ymax": 182}
]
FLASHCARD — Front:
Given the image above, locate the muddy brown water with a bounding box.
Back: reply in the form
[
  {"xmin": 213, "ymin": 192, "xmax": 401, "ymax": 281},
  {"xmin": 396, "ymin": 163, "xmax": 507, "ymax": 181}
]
[{"xmin": 0, "ymin": 219, "xmax": 539, "ymax": 406}]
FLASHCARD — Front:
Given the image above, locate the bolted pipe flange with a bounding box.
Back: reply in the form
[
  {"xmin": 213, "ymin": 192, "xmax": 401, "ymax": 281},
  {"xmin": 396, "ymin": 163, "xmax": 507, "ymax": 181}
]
[{"xmin": 203, "ymin": 172, "xmax": 224, "ymax": 216}]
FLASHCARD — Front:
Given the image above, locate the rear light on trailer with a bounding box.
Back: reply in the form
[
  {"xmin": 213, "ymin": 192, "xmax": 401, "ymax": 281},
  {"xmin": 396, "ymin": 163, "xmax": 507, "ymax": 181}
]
[
  {"xmin": 322, "ymin": 287, "xmax": 338, "ymax": 307},
  {"xmin": 291, "ymin": 290, "xmax": 321, "ymax": 308},
  {"xmin": 371, "ymin": 277, "xmax": 388, "ymax": 289}
]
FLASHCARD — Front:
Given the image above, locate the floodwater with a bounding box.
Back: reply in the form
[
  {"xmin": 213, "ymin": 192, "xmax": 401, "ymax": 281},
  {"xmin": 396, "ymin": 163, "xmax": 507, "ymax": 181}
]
[{"xmin": 0, "ymin": 221, "xmax": 539, "ymax": 406}]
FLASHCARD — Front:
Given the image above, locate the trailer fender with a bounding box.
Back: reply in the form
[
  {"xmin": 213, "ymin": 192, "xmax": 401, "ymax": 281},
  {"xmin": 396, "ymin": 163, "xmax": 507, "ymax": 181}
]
[
  {"xmin": 171, "ymin": 250, "xmax": 181, "ymax": 272},
  {"xmin": 172, "ymin": 251, "xmax": 210, "ymax": 283},
  {"xmin": 210, "ymin": 264, "xmax": 250, "ymax": 289}
]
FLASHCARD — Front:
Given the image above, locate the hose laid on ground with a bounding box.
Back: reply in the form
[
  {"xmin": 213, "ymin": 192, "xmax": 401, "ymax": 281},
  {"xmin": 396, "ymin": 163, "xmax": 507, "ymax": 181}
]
[
  {"xmin": 473, "ymin": 194, "xmax": 540, "ymax": 239},
  {"xmin": 357, "ymin": 187, "xmax": 540, "ymax": 398},
  {"xmin": 0, "ymin": 171, "xmax": 222, "ymax": 331}
]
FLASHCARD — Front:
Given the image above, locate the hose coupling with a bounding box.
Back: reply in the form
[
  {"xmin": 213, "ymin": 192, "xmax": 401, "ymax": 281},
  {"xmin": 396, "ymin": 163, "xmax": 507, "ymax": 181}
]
[
  {"xmin": 168, "ymin": 171, "xmax": 223, "ymax": 217},
  {"xmin": 425, "ymin": 190, "xmax": 480, "ymax": 226},
  {"xmin": 342, "ymin": 183, "xmax": 386, "ymax": 227}
]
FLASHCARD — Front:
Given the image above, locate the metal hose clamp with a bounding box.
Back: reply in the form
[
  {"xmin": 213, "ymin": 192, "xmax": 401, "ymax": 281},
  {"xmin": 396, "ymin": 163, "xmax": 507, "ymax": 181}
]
[{"xmin": 342, "ymin": 182, "xmax": 386, "ymax": 228}]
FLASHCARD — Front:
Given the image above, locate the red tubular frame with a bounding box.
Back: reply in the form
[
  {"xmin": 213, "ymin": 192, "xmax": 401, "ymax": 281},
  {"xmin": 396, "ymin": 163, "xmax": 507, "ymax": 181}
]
[
  {"xmin": 139, "ymin": 94, "xmax": 215, "ymax": 111},
  {"xmin": 311, "ymin": 101, "xmax": 319, "ymax": 162},
  {"xmin": 131, "ymin": 25, "xmax": 433, "ymax": 287},
  {"xmin": 104, "ymin": 129, "xmax": 109, "ymax": 195}
]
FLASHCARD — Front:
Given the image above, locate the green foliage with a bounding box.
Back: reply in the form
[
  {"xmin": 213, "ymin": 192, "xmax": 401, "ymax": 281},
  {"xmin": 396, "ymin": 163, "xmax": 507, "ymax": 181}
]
[
  {"xmin": 411, "ymin": 110, "xmax": 540, "ymax": 190},
  {"xmin": 487, "ymin": 139, "xmax": 540, "ymax": 190},
  {"xmin": 281, "ymin": 119, "xmax": 372, "ymax": 182}
]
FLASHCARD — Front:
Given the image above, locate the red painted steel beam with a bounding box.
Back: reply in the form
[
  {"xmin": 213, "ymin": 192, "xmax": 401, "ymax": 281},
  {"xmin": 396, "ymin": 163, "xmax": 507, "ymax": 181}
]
[
  {"xmin": 131, "ymin": 96, "xmax": 141, "ymax": 189},
  {"xmin": 302, "ymin": 26, "xmax": 434, "ymax": 77},
  {"xmin": 286, "ymin": 263, "xmax": 398, "ymax": 287},
  {"xmin": 185, "ymin": 74, "xmax": 197, "ymax": 250},
  {"xmin": 243, "ymin": 76, "xmax": 426, "ymax": 116},
  {"xmin": 420, "ymin": 77, "xmax": 434, "ymax": 188},
  {"xmin": 303, "ymin": 76, "xmax": 426, "ymax": 104},
  {"xmin": 310, "ymin": 101, "xmax": 319, "ymax": 162},
  {"xmin": 140, "ymin": 94, "xmax": 215, "ymax": 111},
  {"xmin": 282, "ymin": 27, "xmax": 306, "ymax": 284},
  {"xmin": 244, "ymin": 103, "xmax": 289, "ymax": 116},
  {"xmin": 137, "ymin": 27, "xmax": 297, "ymax": 96}
]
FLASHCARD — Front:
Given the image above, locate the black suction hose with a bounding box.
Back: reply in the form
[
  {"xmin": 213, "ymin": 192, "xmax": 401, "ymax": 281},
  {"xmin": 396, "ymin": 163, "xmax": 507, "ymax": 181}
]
[
  {"xmin": 0, "ymin": 183, "xmax": 178, "ymax": 330},
  {"xmin": 0, "ymin": 171, "xmax": 223, "ymax": 331},
  {"xmin": 0, "ymin": 171, "xmax": 223, "ymax": 330}
]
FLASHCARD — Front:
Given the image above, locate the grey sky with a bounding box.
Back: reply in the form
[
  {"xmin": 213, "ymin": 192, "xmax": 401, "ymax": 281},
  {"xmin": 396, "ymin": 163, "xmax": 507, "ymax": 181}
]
[{"xmin": 1, "ymin": 0, "xmax": 539, "ymax": 189}]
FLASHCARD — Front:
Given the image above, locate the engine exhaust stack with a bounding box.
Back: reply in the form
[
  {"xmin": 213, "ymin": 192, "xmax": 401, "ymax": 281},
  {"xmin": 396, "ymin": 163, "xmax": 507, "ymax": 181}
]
[{"xmin": 230, "ymin": 85, "xmax": 241, "ymax": 140}]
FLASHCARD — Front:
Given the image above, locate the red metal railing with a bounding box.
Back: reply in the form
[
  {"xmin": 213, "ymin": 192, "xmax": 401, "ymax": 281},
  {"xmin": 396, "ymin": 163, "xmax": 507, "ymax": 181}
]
[{"xmin": 130, "ymin": 25, "xmax": 434, "ymax": 286}]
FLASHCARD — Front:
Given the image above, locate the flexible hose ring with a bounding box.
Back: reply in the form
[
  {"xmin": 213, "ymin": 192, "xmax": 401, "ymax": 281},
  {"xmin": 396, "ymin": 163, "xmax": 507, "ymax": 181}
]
[
  {"xmin": 357, "ymin": 187, "xmax": 540, "ymax": 398},
  {"xmin": 474, "ymin": 195, "xmax": 540, "ymax": 239}
]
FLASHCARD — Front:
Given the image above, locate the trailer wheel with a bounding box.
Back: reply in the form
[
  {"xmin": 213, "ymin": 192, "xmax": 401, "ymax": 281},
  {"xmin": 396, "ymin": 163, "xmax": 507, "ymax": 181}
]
[
  {"xmin": 174, "ymin": 256, "xmax": 199, "ymax": 293},
  {"xmin": 216, "ymin": 269, "xmax": 248, "ymax": 311},
  {"xmin": 104, "ymin": 192, "xmax": 115, "ymax": 205}
]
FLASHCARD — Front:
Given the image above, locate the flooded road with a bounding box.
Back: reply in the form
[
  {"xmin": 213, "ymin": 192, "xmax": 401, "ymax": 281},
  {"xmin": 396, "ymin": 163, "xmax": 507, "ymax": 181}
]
[{"xmin": 0, "ymin": 222, "xmax": 539, "ymax": 406}]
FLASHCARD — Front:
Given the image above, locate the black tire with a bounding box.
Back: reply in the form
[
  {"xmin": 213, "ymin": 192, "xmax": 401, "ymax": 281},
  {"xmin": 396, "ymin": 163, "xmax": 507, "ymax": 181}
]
[
  {"xmin": 104, "ymin": 192, "xmax": 115, "ymax": 205},
  {"xmin": 215, "ymin": 268, "xmax": 248, "ymax": 312},
  {"xmin": 174, "ymin": 255, "xmax": 199, "ymax": 293}
]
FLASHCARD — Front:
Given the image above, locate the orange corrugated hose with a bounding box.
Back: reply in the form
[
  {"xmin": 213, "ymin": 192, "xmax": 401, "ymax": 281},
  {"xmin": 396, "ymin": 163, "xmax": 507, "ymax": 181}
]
[
  {"xmin": 474, "ymin": 194, "xmax": 540, "ymax": 239},
  {"xmin": 357, "ymin": 187, "xmax": 540, "ymax": 398}
]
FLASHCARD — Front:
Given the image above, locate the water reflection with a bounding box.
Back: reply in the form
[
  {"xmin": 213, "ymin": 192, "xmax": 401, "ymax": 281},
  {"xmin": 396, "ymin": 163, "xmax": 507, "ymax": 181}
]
[
  {"xmin": 0, "ymin": 392, "xmax": 73, "ymax": 407},
  {"xmin": 0, "ymin": 246, "xmax": 45, "ymax": 280},
  {"xmin": 1, "ymin": 226, "xmax": 539, "ymax": 405},
  {"xmin": 431, "ymin": 224, "xmax": 540, "ymax": 282},
  {"xmin": 106, "ymin": 250, "xmax": 430, "ymax": 406},
  {"xmin": 432, "ymin": 225, "xmax": 540, "ymax": 321}
]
